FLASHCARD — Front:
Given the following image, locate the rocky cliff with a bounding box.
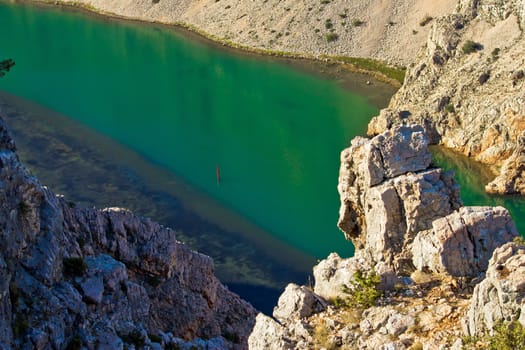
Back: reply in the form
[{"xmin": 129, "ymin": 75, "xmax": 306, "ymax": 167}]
[
  {"xmin": 0, "ymin": 116, "xmax": 256, "ymax": 349},
  {"xmin": 368, "ymin": 0, "xmax": 525, "ymax": 195},
  {"xmin": 249, "ymin": 125, "xmax": 525, "ymax": 349},
  {"xmin": 42, "ymin": 0, "xmax": 456, "ymax": 66}
]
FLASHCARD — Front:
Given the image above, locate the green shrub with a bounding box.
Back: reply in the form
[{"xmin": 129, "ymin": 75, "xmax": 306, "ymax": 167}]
[
  {"xmin": 487, "ymin": 321, "xmax": 525, "ymax": 350},
  {"xmin": 149, "ymin": 334, "xmax": 162, "ymax": 343},
  {"xmin": 419, "ymin": 15, "xmax": 433, "ymax": 26},
  {"xmin": 348, "ymin": 270, "xmax": 381, "ymax": 308},
  {"xmin": 325, "ymin": 33, "xmax": 339, "ymax": 42},
  {"xmin": 329, "ymin": 269, "xmax": 381, "ymax": 309},
  {"xmin": 352, "ymin": 19, "xmax": 364, "ymax": 27},
  {"xmin": 513, "ymin": 236, "xmax": 525, "ymax": 245},
  {"xmin": 462, "ymin": 40, "xmax": 481, "ymax": 54},
  {"xmin": 13, "ymin": 315, "xmax": 29, "ymax": 337},
  {"xmin": 445, "ymin": 103, "xmax": 455, "ymax": 113},
  {"xmin": 324, "ymin": 19, "xmax": 333, "ymax": 29},
  {"xmin": 63, "ymin": 257, "xmax": 87, "ymax": 277},
  {"xmin": 491, "ymin": 47, "xmax": 500, "ymax": 60},
  {"xmin": 223, "ymin": 331, "xmax": 240, "ymax": 344}
]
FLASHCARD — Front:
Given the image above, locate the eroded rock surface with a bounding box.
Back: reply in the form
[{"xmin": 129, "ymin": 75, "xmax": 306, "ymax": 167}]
[
  {"xmin": 412, "ymin": 206, "xmax": 518, "ymax": 276},
  {"xmin": 250, "ymin": 124, "xmax": 521, "ymax": 349},
  {"xmin": 463, "ymin": 241, "xmax": 525, "ymax": 337},
  {"xmin": 337, "ymin": 124, "xmax": 462, "ymax": 278},
  {"xmin": 0, "ymin": 116, "xmax": 256, "ymax": 349},
  {"xmin": 368, "ymin": 0, "xmax": 525, "ymax": 194}
]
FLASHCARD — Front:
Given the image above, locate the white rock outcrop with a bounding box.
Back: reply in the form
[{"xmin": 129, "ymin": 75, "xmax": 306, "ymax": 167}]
[
  {"xmin": 368, "ymin": 0, "xmax": 525, "ymax": 195},
  {"xmin": 463, "ymin": 241, "xmax": 525, "ymax": 337},
  {"xmin": 412, "ymin": 206, "xmax": 518, "ymax": 276}
]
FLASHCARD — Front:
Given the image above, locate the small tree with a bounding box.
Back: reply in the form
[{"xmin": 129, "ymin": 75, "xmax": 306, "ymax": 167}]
[{"xmin": 0, "ymin": 59, "xmax": 15, "ymax": 77}]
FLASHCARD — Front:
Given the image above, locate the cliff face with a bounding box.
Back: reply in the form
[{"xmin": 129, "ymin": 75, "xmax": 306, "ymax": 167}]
[
  {"xmin": 368, "ymin": 0, "xmax": 525, "ymax": 194},
  {"xmin": 0, "ymin": 116, "xmax": 256, "ymax": 349},
  {"xmin": 44, "ymin": 0, "xmax": 456, "ymax": 66},
  {"xmin": 249, "ymin": 125, "xmax": 524, "ymax": 349}
]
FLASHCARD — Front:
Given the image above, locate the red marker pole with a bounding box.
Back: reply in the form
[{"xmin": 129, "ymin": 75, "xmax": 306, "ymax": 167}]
[{"xmin": 216, "ymin": 165, "xmax": 221, "ymax": 185}]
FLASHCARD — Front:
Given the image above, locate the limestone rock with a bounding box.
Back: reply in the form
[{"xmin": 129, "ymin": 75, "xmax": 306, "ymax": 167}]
[
  {"xmin": 80, "ymin": 275, "xmax": 104, "ymax": 304},
  {"xmin": 412, "ymin": 206, "xmax": 518, "ymax": 276},
  {"xmin": 313, "ymin": 253, "xmax": 363, "ymax": 300},
  {"xmin": 248, "ymin": 313, "xmax": 294, "ymax": 350},
  {"xmin": 0, "ymin": 116, "xmax": 256, "ymax": 349},
  {"xmin": 367, "ymin": 0, "xmax": 525, "ymax": 195},
  {"xmin": 486, "ymin": 131, "xmax": 525, "ymax": 195},
  {"xmin": 463, "ymin": 241, "xmax": 525, "ymax": 337},
  {"xmin": 273, "ymin": 283, "xmax": 326, "ymax": 323},
  {"xmin": 337, "ymin": 124, "xmax": 461, "ymax": 275}
]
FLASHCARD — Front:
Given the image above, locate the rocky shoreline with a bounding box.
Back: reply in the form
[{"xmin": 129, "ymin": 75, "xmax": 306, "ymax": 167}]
[
  {"xmin": 0, "ymin": 116, "xmax": 256, "ymax": 349},
  {"xmin": 30, "ymin": 0, "xmax": 455, "ymax": 67},
  {"xmin": 369, "ymin": 0, "xmax": 525, "ymax": 195},
  {"xmin": 28, "ymin": 0, "xmax": 525, "ymax": 193},
  {"xmin": 249, "ymin": 124, "xmax": 525, "ymax": 349}
]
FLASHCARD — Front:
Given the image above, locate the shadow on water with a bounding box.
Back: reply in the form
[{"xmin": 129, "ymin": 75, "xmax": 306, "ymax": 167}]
[
  {"xmin": 0, "ymin": 92, "xmax": 314, "ymax": 313},
  {"xmin": 0, "ymin": 0, "xmax": 396, "ymax": 313}
]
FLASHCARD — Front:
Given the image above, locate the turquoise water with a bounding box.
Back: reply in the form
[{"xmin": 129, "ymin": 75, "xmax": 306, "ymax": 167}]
[
  {"xmin": 1, "ymin": 0, "xmax": 524, "ymax": 314},
  {"xmin": 432, "ymin": 147, "xmax": 525, "ymax": 235},
  {"xmin": 0, "ymin": 2, "xmax": 391, "ymax": 264}
]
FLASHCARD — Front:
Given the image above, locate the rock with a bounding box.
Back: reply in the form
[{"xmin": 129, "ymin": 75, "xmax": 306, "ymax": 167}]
[
  {"xmin": 96, "ymin": 330, "xmax": 123, "ymax": 350},
  {"xmin": 0, "ymin": 116, "xmax": 256, "ymax": 349},
  {"xmin": 463, "ymin": 242, "xmax": 525, "ymax": 337},
  {"xmin": 85, "ymin": 254, "xmax": 128, "ymax": 291},
  {"xmin": 337, "ymin": 125, "xmax": 461, "ymax": 275},
  {"xmin": 412, "ymin": 206, "xmax": 518, "ymax": 276},
  {"xmin": 368, "ymin": 0, "xmax": 525, "ymax": 195},
  {"xmin": 313, "ymin": 253, "xmax": 362, "ymax": 300},
  {"xmin": 385, "ymin": 312, "xmax": 415, "ymax": 336},
  {"xmin": 248, "ymin": 313, "xmax": 294, "ymax": 350},
  {"xmin": 273, "ymin": 284, "xmax": 325, "ymax": 323},
  {"xmin": 486, "ymin": 131, "xmax": 525, "ymax": 195},
  {"xmin": 80, "ymin": 275, "xmax": 104, "ymax": 304}
]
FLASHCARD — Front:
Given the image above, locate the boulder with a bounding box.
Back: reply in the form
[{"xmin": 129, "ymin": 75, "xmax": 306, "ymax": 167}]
[
  {"xmin": 273, "ymin": 284, "xmax": 325, "ymax": 323},
  {"xmin": 313, "ymin": 253, "xmax": 362, "ymax": 300},
  {"xmin": 248, "ymin": 313, "xmax": 294, "ymax": 350},
  {"xmin": 412, "ymin": 206, "xmax": 518, "ymax": 276}
]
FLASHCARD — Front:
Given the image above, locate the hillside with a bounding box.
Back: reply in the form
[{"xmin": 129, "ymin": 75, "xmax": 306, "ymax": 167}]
[
  {"xmin": 46, "ymin": 0, "xmax": 455, "ymax": 66},
  {"xmin": 369, "ymin": 0, "xmax": 525, "ymax": 194}
]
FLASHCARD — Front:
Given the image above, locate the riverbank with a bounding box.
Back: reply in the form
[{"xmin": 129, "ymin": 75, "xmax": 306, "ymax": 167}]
[{"xmin": 25, "ymin": 0, "xmax": 427, "ymax": 86}]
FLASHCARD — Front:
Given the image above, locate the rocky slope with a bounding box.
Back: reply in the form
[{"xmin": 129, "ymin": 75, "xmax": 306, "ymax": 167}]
[
  {"xmin": 43, "ymin": 0, "xmax": 455, "ymax": 66},
  {"xmin": 0, "ymin": 116, "xmax": 256, "ymax": 349},
  {"xmin": 249, "ymin": 125, "xmax": 525, "ymax": 349},
  {"xmin": 368, "ymin": 0, "xmax": 525, "ymax": 194}
]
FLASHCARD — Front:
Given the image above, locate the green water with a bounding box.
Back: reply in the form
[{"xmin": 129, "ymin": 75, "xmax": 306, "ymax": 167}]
[
  {"xmin": 1, "ymin": 0, "xmax": 524, "ymax": 314},
  {"xmin": 0, "ymin": 3, "xmax": 392, "ymax": 265},
  {"xmin": 432, "ymin": 147, "xmax": 525, "ymax": 235}
]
